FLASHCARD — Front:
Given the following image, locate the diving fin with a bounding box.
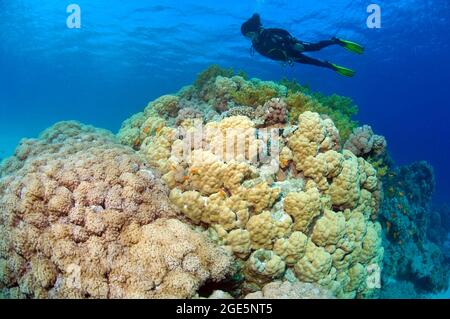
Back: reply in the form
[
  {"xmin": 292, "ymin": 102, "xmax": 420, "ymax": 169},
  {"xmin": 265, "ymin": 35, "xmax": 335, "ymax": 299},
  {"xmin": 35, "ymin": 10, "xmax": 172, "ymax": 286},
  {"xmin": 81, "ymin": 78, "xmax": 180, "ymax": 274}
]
[
  {"xmin": 331, "ymin": 63, "xmax": 356, "ymax": 77},
  {"xmin": 337, "ymin": 38, "xmax": 365, "ymax": 55}
]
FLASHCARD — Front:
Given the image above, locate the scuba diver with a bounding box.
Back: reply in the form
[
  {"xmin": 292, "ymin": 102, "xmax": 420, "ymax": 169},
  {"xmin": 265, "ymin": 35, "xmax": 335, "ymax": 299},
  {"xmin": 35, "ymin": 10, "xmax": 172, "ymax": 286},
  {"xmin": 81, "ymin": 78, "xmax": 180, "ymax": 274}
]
[{"xmin": 241, "ymin": 14, "xmax": 364, "ymax": 77}]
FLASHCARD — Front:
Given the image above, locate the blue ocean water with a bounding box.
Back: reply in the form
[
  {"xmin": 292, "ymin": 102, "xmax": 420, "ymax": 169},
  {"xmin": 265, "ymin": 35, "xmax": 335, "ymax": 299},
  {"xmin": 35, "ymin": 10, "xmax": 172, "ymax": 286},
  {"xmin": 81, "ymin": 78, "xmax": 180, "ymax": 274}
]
[{"xmin": 0, "ymin": 2, "xmax": 448, "ymax": 196}]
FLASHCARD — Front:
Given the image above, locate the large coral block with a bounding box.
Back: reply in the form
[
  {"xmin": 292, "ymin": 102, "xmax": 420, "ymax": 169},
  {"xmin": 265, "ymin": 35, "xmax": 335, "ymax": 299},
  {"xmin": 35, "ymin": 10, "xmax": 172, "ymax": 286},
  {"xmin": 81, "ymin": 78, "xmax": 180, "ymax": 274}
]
[
  {"xmin": 0, "ymin": 122, "xmax": 232, "ymax": 299},
  {"xmin": 115, "ymin": 70, "xmax": 385, "ymax": 299},
  {"xmin": 284, "ymin": 186, "xmax": 323, "ymax": 232},
  {"xmin": 294, "ymin": 240, "xmax": 333, "ymax": 283}
]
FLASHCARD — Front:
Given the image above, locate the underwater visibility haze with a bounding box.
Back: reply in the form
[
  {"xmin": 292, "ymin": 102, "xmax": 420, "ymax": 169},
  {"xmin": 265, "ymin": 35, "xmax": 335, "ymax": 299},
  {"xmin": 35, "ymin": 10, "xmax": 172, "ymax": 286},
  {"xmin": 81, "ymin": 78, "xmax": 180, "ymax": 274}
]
[{"xmin": 0, "ymin": 0, "xmax": 449, "ymax": 299}]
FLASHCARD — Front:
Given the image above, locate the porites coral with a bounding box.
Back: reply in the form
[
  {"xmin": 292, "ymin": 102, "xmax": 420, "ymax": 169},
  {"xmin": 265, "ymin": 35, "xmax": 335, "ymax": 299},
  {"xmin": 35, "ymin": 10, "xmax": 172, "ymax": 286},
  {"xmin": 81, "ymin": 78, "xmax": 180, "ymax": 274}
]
[{"xmin": 116, "ymin": 68, "xmax": 386, "ymax": 299}]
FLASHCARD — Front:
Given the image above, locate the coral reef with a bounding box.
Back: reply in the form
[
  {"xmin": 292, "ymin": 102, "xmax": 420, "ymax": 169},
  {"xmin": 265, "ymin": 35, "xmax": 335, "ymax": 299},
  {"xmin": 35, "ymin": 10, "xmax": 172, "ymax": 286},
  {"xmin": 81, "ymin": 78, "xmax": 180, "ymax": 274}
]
[
  {"xmin": 118, "ymin": 68, "xmax": 385, "ymax": 299},
  {"xmin": 428, "ymin": 204, "xmax": 450, "ymax": 256},
  {"xmin": 244, "ymin": 281, "xmax": 335, "ymax": 299},
  {"xmin": 380, "ymin": 161, "xmax": 449, "ymax": 296},
  {"xmin": 344, "ymin": 125, "xmax": 387, "ymax": 159},
  {"xmin": 6, "ymin": 66, "xmax": 448, "ymax": 300},
  {"xmin": 118, "ymin": 66, "xmax": 361, "ymax": 154},
  {"xmin": 175, "ymin": 107, "xmax": 204, "ymax": 126},
  {"xmin": 280, "ymin": 78, "xmax": 359, "ymax": 141},
  {"xmin": 200, "ymin": 280, "xmax": 334, "ymax": 299},
  {"xmin": 379, "ymin": 280, "xmax": 424, "ymax": 299},
  {"xmin": 194, "ymin": 65, "xmax": 235, "ymax": 89},
  {"xmin": 221, "ymin": 98, "xmax": 287, "ymax": 127},
  {"xmin": 261, "ymin": 98, "xmax": 288, "ymax": 126},
  {"xmin": 0, "ymin": 121, "xmax": 232, "ymax": 299},
  {"xmin": 343, "ymin": 125, "xmax": 390, "ymax": 178}
]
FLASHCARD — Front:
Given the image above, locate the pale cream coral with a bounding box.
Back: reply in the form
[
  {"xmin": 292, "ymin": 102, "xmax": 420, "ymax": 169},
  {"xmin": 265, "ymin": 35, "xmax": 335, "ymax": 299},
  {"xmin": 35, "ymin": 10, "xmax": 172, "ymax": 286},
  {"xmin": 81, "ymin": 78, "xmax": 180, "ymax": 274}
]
[
  {"xmin": 2, "ymin": 68, "xmax": 390, "ymax": 300},
  {"xmin": 169, "ymin": 189, "xmax": 205, "ymax": 223},
  {"xmin": 321, "ymin": 118, "xmax": 341, "ymax": 152},
  {"xmin": 246, "ymin": 211, "xmax": 293, "ymax": 250},
  {"xmin": 145, "ymin": 95, "xmax": 180, "ymax": 118},
  {"xmin": 284, "ymin": 186, "xmax": 322, "ymax": 232},
  {"xmin": 288, "ymin": 134, "xmax": 318, "ymax": 171},
  {"xmin": 0, "ymin": 122, "xmax": 232, "ymax": 299},
  {"xmin": 297, "ymin": 111, "xmax": 327, "ymax": 144},
  {"xmin": 184, "ymin": 150, "xmax": 253, "ymax": 195},
  {"xmin": 339, "ymin": 211, "xmax": 367, "ymax": 253},
  {"xmin": 110, "ymin": 218, "xmax": 231, "ymax": 298},
  {"xmin": 239, "ymin": 180, "xmax": 280, "ymax": 214},
  {"xmin": 273, "ymin": 231, "xmax": 308, "ymax": 265},
  {"xmin": 294, "ymin": 240, "xmax": 333, "ymax": 283},
  {"xmin": 116, "ymin": 76, "xmax": 385, "ymax": 299},
  {"xmin": 204, "ymin": 116, "xmax": 261, "ymax": 162},
  {"xmin": 245, "ymin": 280, "xmax": 334, "ymax": 299},
  {"xmin": 206, "ymin": 290, "xmax": 235, "ymax": 299},
  {"xmin": 311, "ymin": 210, "xmax": 346, "ymax": 251},
  {"xmin": 243, "ymin": 249, "xmax": 286, "ymax": 290},
  {"xmin": 169, "ymin": 188, "xmax": 250, "ymax": 231},
  {"xmin": 327, "ymin": 150, "xmax": 361, "ymax": 209},
  {"xmin": 286, "ymin": 112, "xmax": 341, "ymax": 178},
  {"xmin": 358, "ymin": 158, "xmax": 378, "ymax": 192},
  {"xmin": 301, "ymin": 151, "xmax": 344, "ymax": 191},
  {"xmin": 140, "ymin": 127, "xmax": 177, "ymax": 174},
  {"xmin": 344, "ymin": 263, "xmax": 367, "ymax": 294},
  {"xmin": 224, "ymin": 229, "xmax": 252, "ymax": 258},
  {"xmin": 279, "ymin": 146, "xmax": 293, "ymax": 169},
  {"xmin": 359, "ymin": 222, "xmax": 384, "ymax": 264},
  {"xmin": 188, "ymin": 150, "xmax": 225, "ymax": 194},
  {"xmin": 301, "ymin": 155, "xmax": 329, "ymax": 190}
]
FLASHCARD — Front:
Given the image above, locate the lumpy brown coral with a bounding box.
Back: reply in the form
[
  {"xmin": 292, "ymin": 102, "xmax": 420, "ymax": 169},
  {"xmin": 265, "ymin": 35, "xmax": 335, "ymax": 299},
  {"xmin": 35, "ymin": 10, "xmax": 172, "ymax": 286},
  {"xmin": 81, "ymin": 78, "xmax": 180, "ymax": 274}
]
[{"xmin": 0, "ymin": 121, "xmax": 232, "ymax": 299}]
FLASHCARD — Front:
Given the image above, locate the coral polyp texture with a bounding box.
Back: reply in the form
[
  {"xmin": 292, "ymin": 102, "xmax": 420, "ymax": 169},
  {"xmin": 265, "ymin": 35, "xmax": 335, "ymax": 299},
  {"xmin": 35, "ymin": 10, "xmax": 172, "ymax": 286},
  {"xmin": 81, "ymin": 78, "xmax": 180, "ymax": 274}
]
[
  {"xmin": 344, "ymin": 125, "xmax": 387, "ymax": 159},
  {"xmin": 244, "ymin": 281, "xmax": 335, "ymax": 299},
  {"xmin": 0, "ymin": 121, "xmax": 232, "ymax": 299},
  {"xmin": 117, "ymin": 66, "xmax": 384, "ymax": 299}
]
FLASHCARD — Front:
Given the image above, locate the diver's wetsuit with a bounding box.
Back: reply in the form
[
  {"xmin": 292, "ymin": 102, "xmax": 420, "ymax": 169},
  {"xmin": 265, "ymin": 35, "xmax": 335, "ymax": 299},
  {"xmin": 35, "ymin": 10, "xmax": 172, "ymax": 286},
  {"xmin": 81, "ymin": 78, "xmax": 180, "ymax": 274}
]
[{"xmin": 252, "ymin": 28, "xmax": 338, "ymax": 69}]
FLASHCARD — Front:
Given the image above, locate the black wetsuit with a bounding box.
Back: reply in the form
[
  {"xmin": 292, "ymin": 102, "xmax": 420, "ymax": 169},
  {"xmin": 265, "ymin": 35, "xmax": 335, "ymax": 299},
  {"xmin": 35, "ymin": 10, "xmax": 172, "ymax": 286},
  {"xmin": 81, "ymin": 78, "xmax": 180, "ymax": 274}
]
[{"xmin": 252, "ymin": 28, "xmax": 338, "ymax": 69}]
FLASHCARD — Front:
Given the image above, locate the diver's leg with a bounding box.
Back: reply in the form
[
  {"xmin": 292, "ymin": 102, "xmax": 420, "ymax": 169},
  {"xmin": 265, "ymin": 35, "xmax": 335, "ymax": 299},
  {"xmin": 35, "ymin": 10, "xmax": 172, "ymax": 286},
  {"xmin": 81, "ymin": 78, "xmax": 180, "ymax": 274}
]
[
  {"xmin": 300, "ymin": 39, "xmax": 340, "ymax": 52},
  {"xmin": 291, "ymin": 53, "xmax": 335, "ymax": 69},
  {"xmin": 292, "ymin": 54, "xmax": 355, "ymax": 77}
]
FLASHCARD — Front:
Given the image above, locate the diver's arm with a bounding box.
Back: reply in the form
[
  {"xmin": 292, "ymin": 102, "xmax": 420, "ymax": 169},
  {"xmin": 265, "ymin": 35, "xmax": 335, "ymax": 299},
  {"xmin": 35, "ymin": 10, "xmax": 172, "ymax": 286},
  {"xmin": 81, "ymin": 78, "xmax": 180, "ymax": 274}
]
[
  {"xmin": 301, "ymin": 39, "xmax": 340, "ymax": 52},
  {"xmin": 267, "ymin": 28, "xmax": 308, "ymax": 52},
  {"xmin": 268, "ymin": 28, "xmax": 292, "ymax": 37},
  {"xmin": 265, "ymin": 28, "xmax": 296, "ymax": 43}
]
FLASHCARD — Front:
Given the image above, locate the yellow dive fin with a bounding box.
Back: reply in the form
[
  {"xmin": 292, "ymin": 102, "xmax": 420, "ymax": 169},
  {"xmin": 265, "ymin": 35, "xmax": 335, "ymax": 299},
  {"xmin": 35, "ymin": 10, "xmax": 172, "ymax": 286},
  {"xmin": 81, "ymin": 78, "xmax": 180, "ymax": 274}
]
[
  {"xmin": 338, "ymin": 38, "xmax": 365, "ymax": 55},
  {"xmin": 332, "ymin": 63, "xmax": 356, "ymax": 77}
]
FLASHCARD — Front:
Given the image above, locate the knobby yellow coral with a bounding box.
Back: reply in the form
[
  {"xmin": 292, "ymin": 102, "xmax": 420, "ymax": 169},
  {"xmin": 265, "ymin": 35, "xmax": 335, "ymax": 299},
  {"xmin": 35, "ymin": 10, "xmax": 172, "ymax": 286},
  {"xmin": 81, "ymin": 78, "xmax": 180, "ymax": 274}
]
[
  {"xmin": 116, "ymin": 71, "xmax": 384, "ymax": 299},
  {"xmin": 119, "ymin": 110, "xmax": 383, "ymax": 298}
]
